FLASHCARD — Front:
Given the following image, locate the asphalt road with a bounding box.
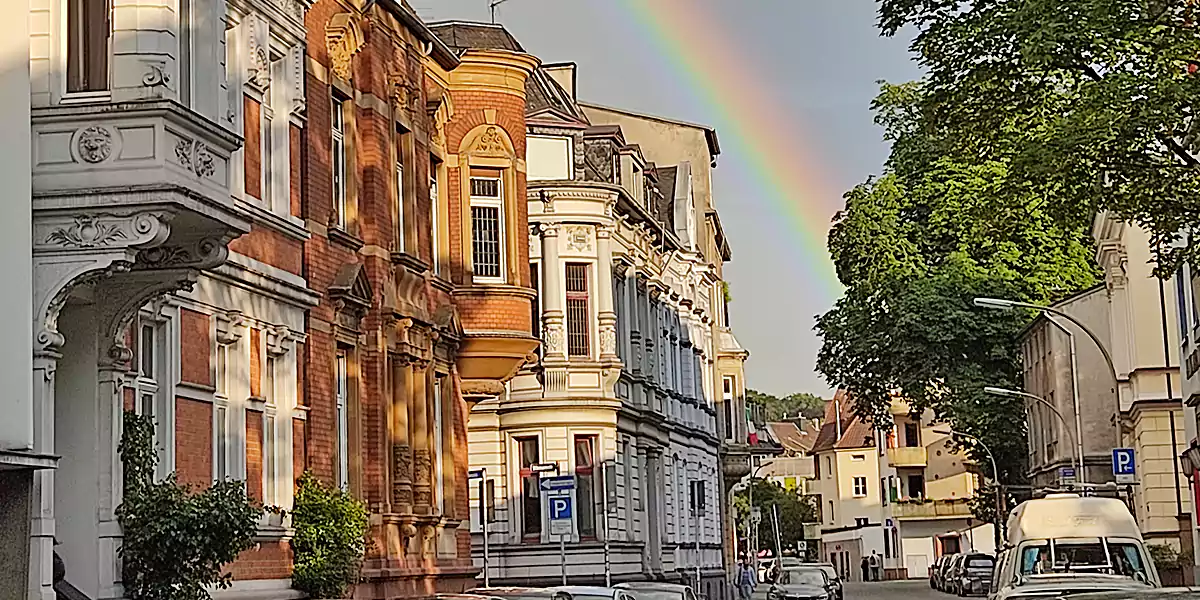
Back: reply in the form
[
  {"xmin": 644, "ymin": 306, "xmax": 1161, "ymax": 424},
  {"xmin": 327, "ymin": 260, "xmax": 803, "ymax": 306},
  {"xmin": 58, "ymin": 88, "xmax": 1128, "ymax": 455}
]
[{"xmin": 843, "ymin": 580, "xmax": 943, "ymax": 600}]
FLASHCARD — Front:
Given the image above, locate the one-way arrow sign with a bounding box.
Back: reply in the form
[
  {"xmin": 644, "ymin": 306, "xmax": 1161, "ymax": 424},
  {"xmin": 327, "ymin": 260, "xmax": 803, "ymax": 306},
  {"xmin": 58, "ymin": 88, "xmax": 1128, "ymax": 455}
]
[{"xmin": 539, "ymin": 475, "xmax": 575, "ymax": 492}]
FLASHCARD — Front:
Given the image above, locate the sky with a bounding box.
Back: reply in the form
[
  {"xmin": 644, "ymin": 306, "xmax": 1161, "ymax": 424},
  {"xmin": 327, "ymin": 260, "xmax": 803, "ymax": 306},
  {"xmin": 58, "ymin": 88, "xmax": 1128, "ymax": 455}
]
[{"xmin": 413, "ymin": 0, "xmax": 921, "ymax": 398}]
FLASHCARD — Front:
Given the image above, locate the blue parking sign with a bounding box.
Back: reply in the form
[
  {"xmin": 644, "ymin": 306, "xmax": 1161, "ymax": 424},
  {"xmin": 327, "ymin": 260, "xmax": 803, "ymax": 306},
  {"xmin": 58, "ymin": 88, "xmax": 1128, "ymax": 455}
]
[
  {"xmin": 1113, "ymin": 448, "xmax": 1136, "ymax": 483},
  {"xmin": 550, "ymin": 496, "xmax": 572, "ymax": 520}
]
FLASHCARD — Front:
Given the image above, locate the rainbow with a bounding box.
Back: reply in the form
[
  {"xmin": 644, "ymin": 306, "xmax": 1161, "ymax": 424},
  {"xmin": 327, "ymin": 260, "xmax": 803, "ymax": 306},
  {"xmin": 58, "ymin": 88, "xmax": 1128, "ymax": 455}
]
[{"xmin": 605, "ymin": 0, "xmax": 846, "ymax": 299}]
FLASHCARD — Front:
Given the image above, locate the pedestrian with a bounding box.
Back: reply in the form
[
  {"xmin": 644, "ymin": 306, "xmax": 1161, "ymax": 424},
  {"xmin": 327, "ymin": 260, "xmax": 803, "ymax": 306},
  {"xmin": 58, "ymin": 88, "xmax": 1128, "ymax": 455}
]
[
  {"xmin": 860, "ymin": 555, "xmax": 869, "ymax": 582},
  {"xmin": 736, "ymin": 556, "xmax": 756, "ymax": 600},
  {"xmin": 869, "ymin": 551, "xmax": 882, "ymax": 582}
]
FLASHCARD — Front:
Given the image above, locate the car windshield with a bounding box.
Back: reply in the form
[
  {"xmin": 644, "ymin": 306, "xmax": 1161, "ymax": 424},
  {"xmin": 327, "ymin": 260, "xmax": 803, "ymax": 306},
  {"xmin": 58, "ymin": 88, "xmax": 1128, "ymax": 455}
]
[
  {"xmin": 620, "ymin": 591, "xmax": 683, "ymax": 600},
  {"xmin": 967, "ymin": 557, "xmax": 994, "ymax": 569},
  {"xmin": 817, "ymin": 566, "xmax": 837, "ymax": 580},
  {"xmin": 781, "ymin": 569, "xmax": 826, "ymax": 586},
  {"xmin": 1018, "ymin": 540, "xmax": 1149, "ymax": 578}
]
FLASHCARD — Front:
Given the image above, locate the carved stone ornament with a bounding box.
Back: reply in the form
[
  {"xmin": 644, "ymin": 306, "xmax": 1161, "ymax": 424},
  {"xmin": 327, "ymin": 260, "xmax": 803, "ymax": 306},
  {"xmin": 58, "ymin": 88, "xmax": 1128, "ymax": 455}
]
[
  {"xmin": 245, "ymin": 14, "xmax": 271, "ymax": 91},
  {"xmin": 272, "ymin": 0, "xmax": 306, "ymax": 21},
  {"xmin": 175, "ymin": 139, "xmax": 215, "ymax": 177},
  {"xmin": 543, "ymin": 323, "xmax": 564, "ymax": 354},
  {"xmin": 266, "ymin": 325, "xmax": 296, "ymax": 356},
  {"xmin": 45, "ymin": 215, "xmax": 128, "ymax": 248},
  {"xmin": 600, "ymin": 326, "xmax": 617, "ymax": 356},
  {"xmin": 390, "ymin": 74, "xmax": 420, "ymax": 112},
  {"xmin": 460, "ymin": 379, "xmax": 506, "ymax": 397},
  {"xmin": 565, "ymin": 225, "xmax": 592, "ymax": 253},
  {"xmin": 289, "ymin": 45, "xmax": 306, "ymax": 119},
  {"xmin": 413, "ymin": 449, "xmax": 432, "ymax": 485},
  {"xmin": 215, "ymin": 310, "xmax": 246, "ymax": 345},
  {"xmin": 325, "ymin": 14, "xmax": 365, "ymax": 82},
  {"xmin": 141, "ymin": 61, "xmax": 170, "ymax": 88},
  {"xmin": 472, "ymin": 126, "xmax": 508, "ymax": 156},
  {"xmin": 134, "ymin": 237, "xmax": 228, "ymax": 271},
  {"xmin": 76, "ymin": 126, "xmax": 114, "ymax": 163}
]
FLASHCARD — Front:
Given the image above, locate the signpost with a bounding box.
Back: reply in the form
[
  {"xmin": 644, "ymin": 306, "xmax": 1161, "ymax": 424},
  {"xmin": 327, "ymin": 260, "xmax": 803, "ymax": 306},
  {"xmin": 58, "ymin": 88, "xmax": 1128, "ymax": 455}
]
[
  {"xmin": 603, "ymin": 459, "xmax": 616, "ymax": 587},
  {"xmin": 469, "ymin": 468, "xmax": 490, "ymax": 587},
  {"xmin": 1059, "ymin": 466, "xmax": 1077, "ymax": 485},
  {"xmin": 542, "ymin": 473, "xmax": 574, "ymax": 585},
  {"xmin": 1113, "ymin": 448, "xmax": 1136, "ymax": 484}
]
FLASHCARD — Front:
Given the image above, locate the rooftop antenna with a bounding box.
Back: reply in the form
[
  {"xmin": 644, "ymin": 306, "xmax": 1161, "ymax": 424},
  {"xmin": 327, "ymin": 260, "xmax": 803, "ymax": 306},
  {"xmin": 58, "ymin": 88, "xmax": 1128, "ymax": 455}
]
[{"xmin": 489, "ymin": 0, "xmax": 510, "ymax": 23}]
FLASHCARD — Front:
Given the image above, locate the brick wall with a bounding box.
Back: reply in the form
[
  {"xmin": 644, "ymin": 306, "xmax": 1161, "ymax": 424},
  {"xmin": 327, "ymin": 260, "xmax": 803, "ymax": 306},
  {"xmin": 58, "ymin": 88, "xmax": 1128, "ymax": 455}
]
[
  {"xmin": 179, "ymin": 309, "xmax": 211, "ymax": 386},
  {"xmin": 175, "ymin": 397, "xmax": 212, "ymax": 488},
  {"xmin": 230, "ymin": 541, "xmax": 292, "ymax": 580},
  {"xmin": 244, "ymin": 95, "xmax": 262, "ymax": 201},
  {"xmin": 250, "ymin": 328, "xmax": 262, "ymax": 398},
  {"xmin": 246, "ymin": 409, "xmax": 264, "ymax": 503}
]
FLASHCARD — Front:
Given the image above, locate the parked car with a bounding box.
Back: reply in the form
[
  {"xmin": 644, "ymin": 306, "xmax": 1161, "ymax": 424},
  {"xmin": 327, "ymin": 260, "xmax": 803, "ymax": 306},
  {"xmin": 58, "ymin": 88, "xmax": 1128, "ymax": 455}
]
[
  {"xmin": 550, "ymin": 586, "xmax": 638, "ymax": 600},
  {"xmin": 954, "ymin": 553, "xmax": 995, "ymax": 597},
  {"xmin": 758, "ymin": 558, "xmax": 778, "ymax": 583},
  {"xmin": 464, "ymin": 589, "xmax": 570, "ymax": 600},
  {"xmin": 767, "ymin": 566, "xmax": 835, "ymax": 600},
  {"xmin": 931, "ymin": 555, "xmax": 950, "ymax": 590},
  {"xmin": 940, "ymin": 554, "xmax": 961, "ymax": 594},
  {"xmin": 802, "ymin": 563, "xmax": 842, "ymax": 600},
  {"xmin": 613, "ymin": 582, "xmax": 697, "ymax": 600},
  {"xmin": 1071, "ymin": 590, "xmax": 1200, "ymax": 599}
]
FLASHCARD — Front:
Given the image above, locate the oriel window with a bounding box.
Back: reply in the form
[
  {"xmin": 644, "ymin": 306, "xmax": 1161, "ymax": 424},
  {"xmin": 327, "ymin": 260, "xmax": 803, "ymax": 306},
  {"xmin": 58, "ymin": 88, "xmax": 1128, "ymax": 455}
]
[
  {"xmin": 566, "ymin": 263, "xmax": 591, "ymax": 357},
  {"xmin": 470, "ymin": 175, "xmax": 504, "ymax": 281}
]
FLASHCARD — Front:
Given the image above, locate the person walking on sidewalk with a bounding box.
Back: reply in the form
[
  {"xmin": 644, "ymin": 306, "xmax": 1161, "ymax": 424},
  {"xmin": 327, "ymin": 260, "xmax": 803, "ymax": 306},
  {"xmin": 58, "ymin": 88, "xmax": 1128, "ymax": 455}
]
[
  {"xmin": 736, "ymin": 556, "xmax": 756, "ymax": 600},
  {"xmin": 860, "ymin": 555, "xmax": 869, "ymax": 582}
]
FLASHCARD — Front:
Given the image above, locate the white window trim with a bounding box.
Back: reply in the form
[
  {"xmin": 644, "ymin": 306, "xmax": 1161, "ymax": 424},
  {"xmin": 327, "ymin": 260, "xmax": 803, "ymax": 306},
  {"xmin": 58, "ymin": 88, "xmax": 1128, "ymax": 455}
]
[
  {"xmin": 563, "ymin": 260, "xmax": 596, "ymax": 360},
  {"xmin": 332, "ymin": 97, "xmax": 348, "ymax": 230},
  {"xmin": 132, "ymin": 305, "xmax": 179, "ymax": 481},
  {"xmin": 852, "ymin": 476, "xmax": 868, "ymax": 498},
  {"xmin": 508, "ymin": 431, "xmax": 544, "ymax": 544},
  {"xmin": 57, "ymin": 0, "xmax": 114, "ymax": 104},
  {"xmin": 470, "ymin": 176, "xmax": 506, "ymax": 284},
  {"xmin": 430, "ymin": 161, "xmax": 442, "ymax": 274},
  {"xmin": 433, "ymin": 376, "xmax": 444, "ymax": 515},
  {"xmin": 335, "ymin": 351, "xmax": 350, "ymax": 489},
  {"xmin": 395, "ymin": 154, "xmax": 405, "ymax": 252}
]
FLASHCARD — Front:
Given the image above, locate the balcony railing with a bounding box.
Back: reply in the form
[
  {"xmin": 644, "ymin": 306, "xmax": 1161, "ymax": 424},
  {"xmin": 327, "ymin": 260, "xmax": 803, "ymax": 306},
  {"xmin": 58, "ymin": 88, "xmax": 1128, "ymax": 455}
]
[
  {"xmin": 892, "ymin": 499, "xmax": 973, "ymax": 520},
  {"xmin": 887, "ymin": 446, "xmax": 928, "ymax": 468}
]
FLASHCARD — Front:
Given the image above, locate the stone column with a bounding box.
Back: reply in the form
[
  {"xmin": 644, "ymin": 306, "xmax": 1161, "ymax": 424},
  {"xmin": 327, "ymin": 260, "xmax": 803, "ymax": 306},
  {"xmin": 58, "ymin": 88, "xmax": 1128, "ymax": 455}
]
[
  {"xmin": 596, "ymin": 225, "xmax": 618, "ymax": 361},
  {"xmin": 539, "ymin": 224, "xmax": 566, "ymax": 360},
  {"xmin": 391, "ymin": 356, "xmax": 413, "ymax": 512},
  {"xmin": 29, "ymin": 344, "xmax": 59, "ymax": 600},
  {"xmin": 630, "ymin": 275, "xmax": 643, "ymax": 377},
  {"xmin": 411, "ymin": 362, "xmax": 431, "ymax": 514}
]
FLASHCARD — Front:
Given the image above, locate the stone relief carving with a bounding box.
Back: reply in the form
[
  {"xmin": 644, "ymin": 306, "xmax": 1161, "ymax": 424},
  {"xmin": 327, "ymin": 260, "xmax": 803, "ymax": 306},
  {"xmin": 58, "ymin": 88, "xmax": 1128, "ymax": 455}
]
[
  {"xmin": 245, "ymin": 14, "xmax": 271, "ymax": 91},
  {"xmin": 273, "ymin": 0, "xmax": 306, "ymax": 20},
  {"xmin": 599, "ymin": 326, "xmax": 617, "ymax": 356},
  {"xmin": 289, "ymin": 45, "xmax": 306, "ymax": 119},
  {"xmin": 473, "ymin": 126, "xmax": 507, "ymax": 156},
  {"xmin": 543, "ymin": 322, "xmax": 564, "ymax": 354},
  {"xmin": 460, "ymin": 379, "xmax": 505, "ymax": 397},
  {"xmin": 175, "ymin": 139, "xmax": 215, "ymax": 177},
  {"xmin": 564, "ymin": 225, "xmax": 592, "ymax": 252},
  {"xmin": 45, "ymin": 215, "xmax": 129, "ymax": 248},
  {"xmin": 134, "ymin": 237, "xmax": 228, "ymax": 271},
  {"xmin": 266, "ymin": 325, "xmax": 296, "ymax": 356},
  {"xmin": 215, "ymin": 310, "xmax": 246, "ymax": 345},
  {"xmin": 141, "ymin": 61, "xmax": 170, "ymax": 88},
  {"xmin": 77, "ymin": 126, "xmax": 114, "ymax": 163},
  {"xmin": 326, "ymin": 14, "xmax": 365, "ymax": 82}
]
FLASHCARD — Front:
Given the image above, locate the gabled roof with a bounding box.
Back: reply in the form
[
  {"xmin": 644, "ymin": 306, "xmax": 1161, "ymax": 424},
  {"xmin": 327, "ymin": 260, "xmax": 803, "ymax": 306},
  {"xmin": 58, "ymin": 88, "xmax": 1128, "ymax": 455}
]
[
  {"xmin": 767, "ymin": 421, "xmax": 819, "ymax": 454},
  {"xmin": 526, "ymin": 67, "xmax": 588, "ymax": 127},
  {"xmin": 810, "ymin": 389, "xmax": 873, "ymax": 453}
]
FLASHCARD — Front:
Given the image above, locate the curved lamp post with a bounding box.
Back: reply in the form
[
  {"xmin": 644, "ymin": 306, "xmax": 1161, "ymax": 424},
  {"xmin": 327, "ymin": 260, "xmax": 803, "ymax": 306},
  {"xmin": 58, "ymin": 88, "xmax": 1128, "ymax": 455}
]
[
  {"xmin": 984, "ymin": 386, "xmax": 1083, "ymax": 483},
  {"xmin": 933, "ymin": 428, "xmax": 1003, "ymax": 550},
  {"xmin": 973, "ymin": 297, "xmax": 1122, "ymax": 447}
]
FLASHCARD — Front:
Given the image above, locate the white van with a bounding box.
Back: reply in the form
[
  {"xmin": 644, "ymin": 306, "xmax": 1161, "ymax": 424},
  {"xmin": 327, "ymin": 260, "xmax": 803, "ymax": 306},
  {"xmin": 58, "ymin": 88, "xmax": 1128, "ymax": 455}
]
[{"xmin": 990, "ymin": 493, "xmax": 1160, "ymax": 599}]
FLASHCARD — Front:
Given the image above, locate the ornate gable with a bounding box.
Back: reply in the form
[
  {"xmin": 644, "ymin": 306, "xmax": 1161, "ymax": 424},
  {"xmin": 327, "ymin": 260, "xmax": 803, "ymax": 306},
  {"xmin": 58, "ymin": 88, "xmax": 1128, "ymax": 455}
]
[{"xmin": 329, "ymin": 262, "xmax": 372, "ymax": 329}]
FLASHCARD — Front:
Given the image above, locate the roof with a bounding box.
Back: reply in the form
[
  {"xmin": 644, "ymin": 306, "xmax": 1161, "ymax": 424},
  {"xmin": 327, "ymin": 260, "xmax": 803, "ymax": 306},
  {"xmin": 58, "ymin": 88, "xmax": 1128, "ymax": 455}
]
[
  {"xmin": 428, "ymin": 21, "xmax": 525, "ymax": 54},
  {"xmin": 767, "ymin": 421, "xmax": 819, "ymax": 454},
  {"xmin": 810, "ymin": 390, "xmax": 874, "ymax": 453},
  {"xmin": 578, "ymin": 100, "xmax": 721, "ymax": 161},
  {"xmin": 525, "ymin": 67, "xmax": 588, "ymax": 126},
  {"xmin": 373, "ymin": 1, "xmax": 460, "ymax": 70},
  {"xmin": 1007, "ymin": 494, "xmax": 1143, "ymax": 545}
]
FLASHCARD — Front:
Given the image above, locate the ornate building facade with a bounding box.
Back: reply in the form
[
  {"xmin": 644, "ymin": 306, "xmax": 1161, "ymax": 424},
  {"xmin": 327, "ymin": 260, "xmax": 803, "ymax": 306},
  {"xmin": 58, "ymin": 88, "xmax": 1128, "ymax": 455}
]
[
  {"xmin": 10, "ymin": 0, "xmax": 537, "ymax": 598},
  {"xmin": 447, "ymin": 28, "xmax": 742, "ymax": 598}
]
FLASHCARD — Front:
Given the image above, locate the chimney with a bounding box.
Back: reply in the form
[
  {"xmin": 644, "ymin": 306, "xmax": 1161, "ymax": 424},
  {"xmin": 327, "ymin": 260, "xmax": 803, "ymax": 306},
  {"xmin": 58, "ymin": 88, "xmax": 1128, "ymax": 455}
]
[{"xmin": 543, "ymin": 62, "xmax": 577, "ymax": 101}]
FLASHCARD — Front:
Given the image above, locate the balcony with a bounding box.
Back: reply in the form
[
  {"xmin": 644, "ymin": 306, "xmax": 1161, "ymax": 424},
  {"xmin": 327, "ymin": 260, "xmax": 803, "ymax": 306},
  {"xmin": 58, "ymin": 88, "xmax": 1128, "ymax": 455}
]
[
  {"xmin": 892, "ymin": 499, "xmax": 973, "ymax": 520},
  {"xmin": 887, "ymin": 446, "xmax": 928, "ymax": 468}
]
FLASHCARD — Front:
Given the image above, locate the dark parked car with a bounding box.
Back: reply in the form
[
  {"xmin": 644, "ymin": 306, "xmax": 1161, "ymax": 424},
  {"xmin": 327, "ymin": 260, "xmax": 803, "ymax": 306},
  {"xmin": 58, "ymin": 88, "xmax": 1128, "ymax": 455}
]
[
  {"xmin": 954, "ymin": 553, "xmax": 995, "ymax": 597},
  {"xmin": 931, "ymin": 555, "xmax": 951, "ymax": 590},
  {"xmin": 945, "ymin": 554, "xmax": 968, "ymax": 595},
  {"xmin": 1070, "ymin": 590, "xmax": 1200, "ymax": 599},
  {"xmin": 803, "ymin": 563, "xmax": 842, "ymax": 600},
  {"xmin": 768, "ymin": 567, "xmax": 836, "ymax": 600},
  {"xmin": 613, "ymin": 582, "xmax": 698, "ymax": 600}
]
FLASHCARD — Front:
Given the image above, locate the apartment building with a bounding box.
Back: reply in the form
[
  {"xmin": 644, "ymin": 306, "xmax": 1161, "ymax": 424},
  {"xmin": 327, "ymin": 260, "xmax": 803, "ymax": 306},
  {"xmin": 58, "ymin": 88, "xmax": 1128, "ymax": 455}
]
[
  {"xmin": 1023, "ymin": 215, "xmax": 1187, "ymax": 553},
  {"xmin": 443, "ymin": 29, "xmax": 739, "ymax": 597},
  {"xmin": 14, "ymin": 0, "xmax": 539, "ymax": 598},
  {"xmin": 761, "ymin": 421, "xmax": 818, "ymax": 495}
]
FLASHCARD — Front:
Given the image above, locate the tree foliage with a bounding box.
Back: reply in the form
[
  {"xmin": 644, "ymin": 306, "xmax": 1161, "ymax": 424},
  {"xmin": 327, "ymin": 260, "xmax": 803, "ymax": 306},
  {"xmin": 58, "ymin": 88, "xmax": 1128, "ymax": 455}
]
[
  {"xmin": 117, "ymin": 412, "xmax": 260, "ymax": 600},
  {"xmin": 747, "ymin": 389, "xmax": 826, "ymax": 421},
  {"xmin": 877, "ymin": 0, "xmax": 1200, "ymax": 274},
  {"xmin": 815, "ymin": 82, "xmax": 1100, "ymax": 486},
  {"xmin": 733, "ymin": 479, "xmax": 817, "ymax": 553},
  {"xmin": 290, "ymin": 471, "xmax": 370, "ymax": 599}
]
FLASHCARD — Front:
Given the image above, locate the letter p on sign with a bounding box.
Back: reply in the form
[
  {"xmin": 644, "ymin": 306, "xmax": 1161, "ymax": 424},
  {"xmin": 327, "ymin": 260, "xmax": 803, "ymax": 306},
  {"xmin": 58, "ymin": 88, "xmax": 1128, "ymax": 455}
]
[{"xmin": 1113, "ymin": 448, "xmax": 1136, "ymax": 483}]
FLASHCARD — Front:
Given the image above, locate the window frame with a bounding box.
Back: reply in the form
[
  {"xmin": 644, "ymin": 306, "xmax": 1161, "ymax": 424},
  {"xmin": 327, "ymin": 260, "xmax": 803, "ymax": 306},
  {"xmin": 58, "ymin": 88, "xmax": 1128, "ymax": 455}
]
[
  {"xmin": 394, "ymin": 127, "xmax": 409, "ymax": 253},
  {"xmin": 469, "ymin": 175, "xmax": 506, "ymax": 283},
  {"xmin": 573, "ymin": 434, "xmax": 598, "ymax": 539},
  {"xmin": 65, "ymin": 0, "xmax": 112, "ymax": 96},
  {"xmin": 133, "ymin": 312, "xmax": 174, "ymax": 481},
  {"xmin": 430, "ymin": 156, "xmax": 443, "ymax": 274},
  {"xmin": 852, "ymin": 476, "xmax": 868, "ymax": 497},
  {"xmin": 334, "ymin": 349, "xmax": 350, "ymax": 489},
  {"xmin": 565, "ymin": 262, "xmax": 592, "ymax": 358},
  {"xmin": 515, "ymin": 435, "xmax": 542, "ymax": 539},
  {"xmin": 526, "ymin": 134, "xmax": 574, "ymax": 181},
  {"xmin": 331, "ymin": 94, "xmax": 349, "ymax": 231}
]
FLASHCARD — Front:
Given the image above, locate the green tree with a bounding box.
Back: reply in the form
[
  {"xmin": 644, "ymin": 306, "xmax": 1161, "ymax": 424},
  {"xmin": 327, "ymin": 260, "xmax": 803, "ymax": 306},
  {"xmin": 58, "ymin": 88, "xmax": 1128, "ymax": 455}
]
[
  {"xmin": 291, "ymin": 471, "xmax": 370, "ymax": 599},
  {"xmin": 733, "ymin": 479, "xmax": 817, "ymax": 553},
  {"xmin": 747, "ymin": 389, "xmax": 826, "ymax": 421},
  {"xmin": 815, "ymin": 82, "xmax": 1100, "ymax": 492},
  {"xmin": 877, "ymin": 0, "xmax": 1200, "ymax": 274}
]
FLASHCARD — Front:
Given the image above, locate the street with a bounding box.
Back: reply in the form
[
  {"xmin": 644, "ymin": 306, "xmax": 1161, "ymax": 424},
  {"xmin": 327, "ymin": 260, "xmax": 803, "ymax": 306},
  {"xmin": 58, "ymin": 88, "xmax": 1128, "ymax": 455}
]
[{"xmin": 756, "ymin": 580, "xmax": 941, "ymax": 600}]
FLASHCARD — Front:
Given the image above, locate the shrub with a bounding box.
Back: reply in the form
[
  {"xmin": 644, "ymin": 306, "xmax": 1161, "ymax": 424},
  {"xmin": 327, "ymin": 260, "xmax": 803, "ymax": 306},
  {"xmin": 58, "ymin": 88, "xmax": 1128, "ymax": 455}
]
[
  {"xmin": 117, "ymin": 412, "xmax": 260, "ymax": 600},
  {"xmin": 290, "ymin": 471, "xmax": 370, "ymax": 599}
]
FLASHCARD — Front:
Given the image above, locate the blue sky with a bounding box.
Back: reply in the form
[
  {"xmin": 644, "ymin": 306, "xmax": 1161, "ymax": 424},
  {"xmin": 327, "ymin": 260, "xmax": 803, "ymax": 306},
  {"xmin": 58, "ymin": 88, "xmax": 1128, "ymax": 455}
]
[{"xmin": 414, "ymin": 1, "xmax": 921, "ymax": 397}]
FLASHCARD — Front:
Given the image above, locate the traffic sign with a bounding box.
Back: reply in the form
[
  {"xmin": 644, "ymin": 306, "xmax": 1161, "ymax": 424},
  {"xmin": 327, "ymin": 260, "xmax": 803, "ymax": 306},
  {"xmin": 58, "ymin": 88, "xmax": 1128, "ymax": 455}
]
[
  {"xmin": 1059, "ymin": 466, "xmax": 1076, "ymax": 484},
  {"xmin": 540, "ymin": 475, "xmax": 575, "ymax": 492},
  {"xmin": 1113, "ymin": 448, "xmax": 1136, "ymax": 483},
  {"xmin": 468, "ymin": 468, "xmax": 485, "ymax": 480},
  {"xmin": 549, "ymin": 494, "xmax": 573, "ymax": 536}
]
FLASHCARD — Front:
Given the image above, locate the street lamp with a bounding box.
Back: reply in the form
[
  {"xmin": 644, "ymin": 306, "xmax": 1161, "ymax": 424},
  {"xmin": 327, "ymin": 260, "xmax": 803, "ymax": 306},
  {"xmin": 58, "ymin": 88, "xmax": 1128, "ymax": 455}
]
[
  {"xmin": 973, "ymin": 297, "xmax": 1123, "ymax": 448},
  {"xmin": 746, "ymin": 461, "xmax": 773, "ymax": 575},
  {"xmin": 933, "ymin": 428, "xmax": 1003, "ymax": 550},
  {"xmin": 984, "ymin": 386, "xmax": 1083, "ymax": 483}
]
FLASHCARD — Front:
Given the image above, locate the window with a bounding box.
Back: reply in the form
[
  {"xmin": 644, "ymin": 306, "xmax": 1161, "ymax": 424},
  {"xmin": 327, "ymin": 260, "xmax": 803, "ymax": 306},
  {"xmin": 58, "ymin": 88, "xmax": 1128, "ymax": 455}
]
[
  {"xmin": 904, "ymin": 422, "xmax": 920, "ymax": 447},
  {"xmin": 852, "ymin": 476, "xmax": 867, "ymax": 497},
  {"xmin": 214, "ymin": 342, "xmax": 230, "ymax": 481},
  {"xmin": 470, "ymin": 176, "xmax": 504, "ymax": 281},
  {"xmin": 433, "ymin": 377, "xmax": 444, "ymax": 514},
  {"xmin": 722, "ymin": 376, "xmax": 735, "ymax": 439},
  {"xmin": 335, "ymin": 350, "xmax": 350, "ymax": 488},
  {"xmin": 825, "ymin": 456, "xmax": 832, "ymax": 477},
  {"xmin": 566, "ymin": 263, "xmax": 591, "ymax": 357},
  {"xmin": 395, "ymin": 129, "xmax": 407, "ymax": 252},
  {"xmin": 851, "ymin": 454, "xmax": 865, "ymax": 462},
  {"xmin": 531, "ymin": 262, "xmax": 541, "ymax": 357},
  {"xmin": 881, "ymin": 477, "xmax": 887, "ymax": 506},
  {"xmin": 135, "ymin": 318, "xmax": 170, "ymax": 479},
  {"xmin": 907, "ymin": 474, "xmax": 925, "ymax": 499},
  {"xmin": 517, "ymin": 437, "xmax": 541, "ymax": 537},
  {"xmin": 527, "ymin": 135, "xmax": 573, "ymax": 181},
  {"xmin": 331, "ymin": 96, "xmax": 348, "ymax": 229},
  {"xmin": 430, "ymin": 156, "xmax": 441, "ymax": 273},
  {"xmin": 1178, "ymin": 270, "xmax": 1189, "ymax": 346},
  {"xmin": 855, "ymin": 517, "xmax": 869, "ymax": 527},
  {"xmin": 574, "ymin": 436, "xmax": 597, "ymax": 537},
  {"xmin": 827, "ymin": 500, "xmax": 835, "ymax": 524},
  {"xmin": 67, "ymin": 0, "xmax": 110, "ymax": 93}
]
